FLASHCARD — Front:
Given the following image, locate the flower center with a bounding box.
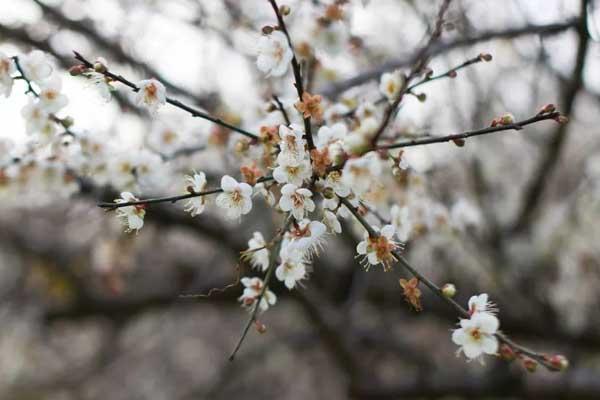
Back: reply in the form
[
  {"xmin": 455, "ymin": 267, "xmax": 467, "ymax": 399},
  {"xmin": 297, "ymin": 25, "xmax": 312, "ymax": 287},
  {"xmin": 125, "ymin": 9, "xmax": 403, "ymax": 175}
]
[{"xmin": 469, "ymin": 328, "xmax": 482, "ymax": 341}]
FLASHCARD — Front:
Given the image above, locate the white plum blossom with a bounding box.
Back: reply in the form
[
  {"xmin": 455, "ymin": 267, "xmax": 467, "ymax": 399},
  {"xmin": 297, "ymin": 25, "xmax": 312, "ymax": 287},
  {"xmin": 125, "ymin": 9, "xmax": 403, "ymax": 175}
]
[
  {"xmin": 313, "ymin": 21, "xmax": 349, "ymax": 54},
  {"xmin": 342, "ymin": 152, "xmax": 383, "ymax": 196},
  {"xmin": 323, "ymin": 210, "xmax": 342, "ymax": 233},
  {"xmin": 451, "ymin": 198, "xmax": 482, "ymax": 231},
  {"xmin": 379, "ymin": 70, "xmax": 405, "ymax": 102},
  {"xmin": 317, "ymin": 122, "xmax": 347, "ymax": 149},
  {"xmin": 215, "ymin": 175, "xmax": 253, "ymax": 219},
  {"xmin": 324, "ymin": 170, "xmax": 351, "ymax": 197},
  {"xmin": 239, "ymin": 277, "xmax": 277, "ymax": 311},
  {"xmin": 135, "ymin": 79, "xmax": 166, "ymax": 114},
  {"xmin": 285, "ymin": 219, "xmax": 327, "ymax": 257},
  {"xmin": 391, "ymin": 204, "xmax": 413, "ymax": 242},
  {"xmin": 114, "ymin": 192, "xmax": 146, "ymax": 233},
  {"xmin": 246, "ymin": 232, "xmax": 270, "ymax": 272},
  {"xmin": 468, "ymin": 293, "xmax": 497, "ymax": 316},
  {"xmin": 279, "ymin": 183, "xmax": 315, "ymax": 220},
  {"xmin": 183, "ymin": 171, "xmax": 207, "ymax": 216},
  {"xmin": 253, "ymin": 182, "xmax": 276, "ymax": 206},
  {"xmin": 356, "ymin": 224, "xmax": 399, "ymax": 270},
  {"xmin": 452, "ymin": 311, "xmax": 499, "ymax": 361},
  {"xmin": 19, "ymin": 50, "xmax": 53, "ymax": 83},
  {"xmin": 0, "ymin": 52, "xmax": 15, "ymax": 97},
  {"xmin": 275, "ymin": 249, "xmax": 307, "ymax": 289},
  {"xmin": 256, "ymin": 30, "xmax": 293, "ymax": 77},
  {"xmin": 38, "ymin": 76, "xmax": 69, "ymax": 113},
  {"xmin": 277, "ymin": 124, "xmax": 307, "ymax": 165},
  {"xmin": 21, "ymin": 99, "xmax": 51, "ymax": 136},
  {"xmin": 273, "ymin": 157, "xmax": 312, "ymax": 186},
  {"xmin": 88, "ymin": 72, "xmax": 115, "ymax": 102}
]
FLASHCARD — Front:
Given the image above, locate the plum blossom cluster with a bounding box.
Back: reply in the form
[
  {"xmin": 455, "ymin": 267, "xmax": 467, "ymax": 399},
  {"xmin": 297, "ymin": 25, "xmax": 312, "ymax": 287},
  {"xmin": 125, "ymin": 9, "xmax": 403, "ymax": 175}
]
[
  {"xmin": 0, "ymin": 51, "xmax": 80, "ymax": 207},
  {"xmin": 452, "ymin": 294, "xmax": 500, "ymax": 362}
]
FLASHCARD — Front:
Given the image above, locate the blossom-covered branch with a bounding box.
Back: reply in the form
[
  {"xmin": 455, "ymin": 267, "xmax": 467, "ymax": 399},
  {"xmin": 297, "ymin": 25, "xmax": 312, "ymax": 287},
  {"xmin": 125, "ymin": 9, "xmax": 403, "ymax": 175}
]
[
  {"xmin": 339, "ymin": 196, "xmax": 567, "ymax": 371},
  {"xmin": 267, "ymin": 0, "xmax": 316, "ymax": 151}
]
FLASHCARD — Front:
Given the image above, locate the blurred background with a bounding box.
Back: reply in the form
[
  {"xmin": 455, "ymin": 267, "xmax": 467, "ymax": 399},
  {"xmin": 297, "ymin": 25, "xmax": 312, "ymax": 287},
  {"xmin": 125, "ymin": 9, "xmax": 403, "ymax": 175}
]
[{"xmin": 1, "ymin": 0, "xmax": 600, "ymax": 398}]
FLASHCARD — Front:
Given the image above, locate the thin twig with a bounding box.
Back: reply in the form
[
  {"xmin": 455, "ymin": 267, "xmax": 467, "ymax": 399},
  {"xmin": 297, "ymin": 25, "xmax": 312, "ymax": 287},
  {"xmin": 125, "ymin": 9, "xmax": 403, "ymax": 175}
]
[
  {"xmin": 98, "ymin": 175, "xmax": 274, "ymax": 209},
  {"xmin": 377, "ymin": 112, "xmax": 561, "ymax": 150},
  {"xmin": 272, "ymin": 94, "xmax": 291, "ymax": 125},
  {"xmin": 229, "ymin": 217, "xmax": 292, "ymax": 361}
]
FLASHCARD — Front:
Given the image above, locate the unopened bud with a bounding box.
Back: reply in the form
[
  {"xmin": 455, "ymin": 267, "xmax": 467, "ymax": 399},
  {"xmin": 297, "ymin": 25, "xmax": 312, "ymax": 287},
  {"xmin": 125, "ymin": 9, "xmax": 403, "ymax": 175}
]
[
  {"xmin": 499, "ymin": 344, "xmax": 516, "ymax": 361},
  {"xmin": 93, "ymin": 62, "xmax": 107, "ymax": 73},
  {"xmin": 479, "ymin": 53, "xmax": 493, "ymax": 62},
  {"xmin": 69, "ymin": 64, "xmax": 87, "ymax": 76},
  {"xmin": 61, "ymin": 116, "xmax": 74, "ymax": 128},
  {"xmin": 234, "ymin": 139, "xmax": 250, "ymax": 154},
  {"xmin": 448, "ymin": 70, "xmax": 457, "ymax": 78},
  {"xmin": 186, "ymin": 185, "xmax": 195, "ymax": 194},
  {"xmin": 538, "ymin": 103, "xmax": 556, "ymax": 115},
  {"xmin": 499, "ymin": 113, "xmax": 515, "ymax": 125},
  {"xmin": 555, "ymin": 114, "xmax": 569, "ymax": 124},
  {"xmin": 441, "ymin": 283, "xmax": 456, "ymax": 298},
  {"xmin": 279, "ymin": 5, "xmax": 291, "ymax": 15},
  {"xmin": 255, "ymin": 321, "xmax": 267, "ymax": 334},
  {"xmin": 262, "ymin": 25, "xmax": 274, "ymax": 35},
  {"xmin": 523, "ymin": 358, "xmax": 538, "ymax": 373},
  {"xmin": 322, "ymin": 186, "xmax": 335, "ymax": 199},
  {"xmin": 416, "ymin": 93, "xmax": 427, "ymax": 102},
  {"xmin": 452, "ymin": 138, "xmax": 465, "ymax": 147},
  {"xmin": 549, "ymin": 355, "xmax": 569, "ymax": 371}
]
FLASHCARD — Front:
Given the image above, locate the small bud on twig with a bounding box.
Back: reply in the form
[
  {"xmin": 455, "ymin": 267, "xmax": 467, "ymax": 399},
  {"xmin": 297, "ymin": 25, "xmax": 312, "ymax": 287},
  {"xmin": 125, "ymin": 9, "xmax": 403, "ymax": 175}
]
[
  {"xmin": 279, "ymin": 5, "xmax": 291, "ymax": 16},
  {"xmin": 538, "ymin": 103, "xmax": 556, "ymax": 115},
  {"xmin": 69, "ymin": 64, "xmax": 87, "ymax": 76},
  {"xmin": 452, "ymin": 138, "xmax": 465, "ymax": 147},
  {"xmin": 548, "ymin": 354, "xmax": 569, "ymax": 371},
  {"xmin": 255, "ymin": 321, "xmax": 267, "ymax": 334},
  {"xmin": 499, "ymin": 344, "xmax": 516, "ymax": 361},
  {"xmin": 441, "ymin": 283, "xmax": 456, "ymax": 298},
  {"xmin": 479, "ymin": 53, "xmax": 493, "ymax": 62},
  {"xmin": 60, "ymin": 116, "xmax": 74, "ymax": 128},
  {"xmin": 262, "ymin": 26, "xmax": 274, "ymax": 35},
  {"xmin": 523, "ymin": 358, "xmax": 538, "ymax": 373}
]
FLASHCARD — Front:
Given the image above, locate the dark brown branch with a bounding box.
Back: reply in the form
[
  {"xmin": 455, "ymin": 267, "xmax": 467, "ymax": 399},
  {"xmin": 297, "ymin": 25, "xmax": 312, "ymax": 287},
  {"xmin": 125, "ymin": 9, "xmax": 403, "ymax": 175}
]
[
  {"xmin": 73, "ymin": 51, "xmax": 259, "ymax": 141},
  {"xmin": 272, "ymin": 94, "xmax": 291, "ymax": 125},
  {"xmin": 377, "ymin": 111, "xmax": 561, "ymax": 150}
]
